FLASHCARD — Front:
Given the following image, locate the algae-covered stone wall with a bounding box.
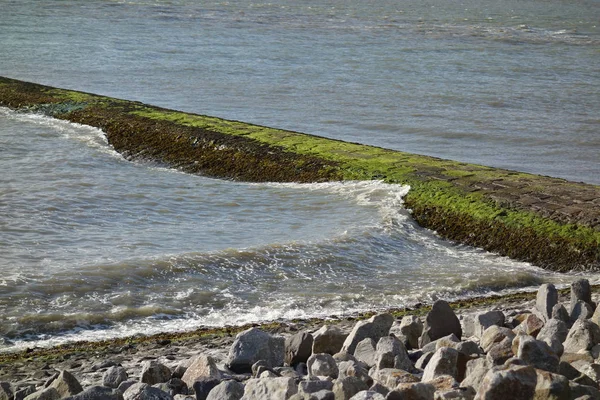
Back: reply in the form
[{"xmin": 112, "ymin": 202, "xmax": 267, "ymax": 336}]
[{"xmin": 1, "ymin": 76, "xmax": 598, "ymax": 271}]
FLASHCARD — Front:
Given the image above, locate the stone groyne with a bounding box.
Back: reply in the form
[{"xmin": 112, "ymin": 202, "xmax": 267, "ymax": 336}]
[{"xmin": 1, "ymin": 76, "xmax": 599, "ymax": 271}]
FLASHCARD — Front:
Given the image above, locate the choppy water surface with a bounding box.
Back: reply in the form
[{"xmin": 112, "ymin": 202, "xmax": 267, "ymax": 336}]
[{"xmin": 1, "ymin": 0, "xmax": 599, "ymax": 350}]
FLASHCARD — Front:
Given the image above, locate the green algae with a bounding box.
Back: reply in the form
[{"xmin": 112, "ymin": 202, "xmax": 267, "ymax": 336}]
[{"xmin": 1, "ymin": 76, "xmax": 598, "ymax": 271}]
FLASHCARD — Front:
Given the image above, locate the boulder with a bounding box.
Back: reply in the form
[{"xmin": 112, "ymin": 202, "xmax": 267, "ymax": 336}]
[
  {"xmin": 514, "ymin": 314, "xmax": 544, "ymax": 338},
  {"xmin": 485, "ymin": 337, "xmax": 514, "ymax": 366},
  {"xmin": 181, "ymin": 355, "xmax": 222, "ymax": 388},
  {"xmin": 535, "ymin": 283, "xmax": 558, "ymax": 321},
  {"xmin": 570, "ymin": 279, "xmax": 592, "ymax": 310},
  {"xmin": 192, "ymin": 378, "xmax": 220, "ymax": 400},
  {"xmin": 48, "ymin": 370, "xmax": 83, "ymax": 398},
  {"xmin": 298, "ymin": 380, "xmax": 334, "ymax": 397},
  {"xmin": 123, "ymin": 383, "xmax": 172, "ymax": 400},
  {"xmin": 226, "ymin": 328, "xmax": 285, "ymax": 373},
  {"xmin": 422, "ymin": 334, "xmax": 460, "ymax": 354},
  {"xmin": 206, "ymin": 380, "xmax": 244, "ymax": 400},
  {"xmin": 533, "ymin": 369, "xmax": 571, "ymax": 400},
  {"xmin": 338, "ymin": 360, "xmax": 372, "ymax": 386},
  {"xmin": 307, "ymin": 353, "xmax": 339, "ymax": 379},
  {"xmin": 398, "ymin": 316, "xmax": 423, "ymax": 350},
  {"xmin": 312, "ymin": 325, "xmax": 347, "ymax": 355},
  {"xmin": 480, "ymin": 326, "xmax": 515, "ymax": 354},
  {"xmin": 475, "ymin": 365, "xmax": 537, "ymax": 400},
  {"xmin": 570, "ymin": 300, "xmax": 594, "ymax": 322},
  {"xmin": 415, "ymin": 352, "xmax": 433, "ymax": 370},
  {"xmin": 348, "ymin": 391, "xmax": 385, "ymax": 400},
  {"xmin": 536, "ymin": 319, "xmax": 568, "ymax": 357},
  {"xmin": 563, "ymin": 319, "xmax": 600, "ymax": 353},
  {"xmin": 355, "ymin": 338, "xmax": 378, "ymax": 368},
  {"xmin": 375, "ymin": 336, "xmax": 412, "ymax": 372},
  {"xmin": 385, "ymin": 383, "xmax": 435, "ymax": 400},
  {"xmin": 103, "ymin": 365, "xmax": 129, "ymax": 389},
  {"xmin": 332, "ymin": 376, "xmax": 369, "ymax": 400},
  {"xmin": 420, "ymin": 301, "xmax": 462, "ymax": 347},
  {"xmin": 241, "ymin": 377, "xmax": 297, "ymax": 400},
  {"xmin": 422, "ymin": 347, "xmax": 459, "ymax": 382},
  {"xmin": 551, "ymin": 304, "xmax": 570, "ymax": 325},
  {"xmin": 0, "ymin": 382, "xmax": 12, "ymax": 400},
  {"xmin": 23, "ymin": 388, "xmax": 60, "ymax": 400},
  {"xmin": 460, "ymin": 357, "xmax": 490, "ymax": 393},
  {"xmin": 285, "ymin": 331, "xmax": 314, "ymax": 367},
  {"xmin": 473, "ymin": 311, "xmax": 505, "ymax": 339},
  {"xmin": 63, "ymin": 386, "xmax": 124, "ymax": 400},
  {"xmin": 516, "ymin": 337, "xmax": 559, "ymax": 373},
  {"xmin": 370, "ymin": 368, "xmax": 419, "ymax": 389},
  {"xmin": 342, "ymin": 314, "xmax": 394, "ymax": 354},
  {"xmin": 140, "ymin": 361, "xmax": 172, "ymax": 385}
]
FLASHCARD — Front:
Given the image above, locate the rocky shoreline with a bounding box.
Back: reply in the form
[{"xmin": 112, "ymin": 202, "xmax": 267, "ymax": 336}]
[{"xmin": 1, "ymin": 281, "xmax": 599, "ymax": 399}]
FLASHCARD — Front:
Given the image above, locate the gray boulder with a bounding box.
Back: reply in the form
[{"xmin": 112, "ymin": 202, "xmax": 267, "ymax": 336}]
[
  {"xmin": 192, "ymin": 378, "xmax": 220, "ymax": 400},
  {"xmin": 460, "ymin": 357, "xmax": 490, "ymax": 393},
  {"xmin": 419, "ymin": 300, "xmax": 462, "ymax": 347},
  {"xmin": 476, "ymin": 365, "xmax": 537, "ymax": 400},
  {"xmin": 533, "ymin": 369, "xmax": 571, "ymax": 400},
  {"xmin": 23, "ymin": 388, "xmax": 60, "ymax": 400},
  {"xmin": 485, "ymin": 337, "xmax": 514, "ymax": 366},
  {"xmin": 342, "ymin": 314, "xmax": 394, "ymax": 355},
  {"xmin": 570, "ymin": 300, "xmax": 594, "ymax": 322},
  {"xmin": 421, "ymin": 347, "xmax": 459, "ymax": 382},
  {"xmin": 48, "ymin": 370, "xmax": 83, "ymax": 398},
  {"xmin": 332, "ymin": 376, "xmax": 369, "ymax": 400},
  {"xmin": 0, "ymin": 382, "xmax": 12, "ymax": 400},
  {"xmin": 370, "ymin": 368, "xmax": 419, "ymax": 389},
  {"xmin": 536, "ymin": 318, "xmax": 568, "ymax": 357},
  {"xmin": 226, "ymin": 328, "xmax": 285, "ymax": 373},
  {"xmin": 307, "ymin": 353, "xmax": 339, "ymax": 379},
  {"xmin": 312, "ymin": 325, "xmax": 347, "ymax": 356},
  {"xmin": 516, "ymin": 337, "xmax": 559, "ymax": 373},
  {"xmin": 551, "ymin": 304, "xmax": 570, "ymax": 324},
  {"xmin": 473, "ymin": 311, "xmax": 505, "ymax": 339},
  {"xmin": 385, "ymin": 382, "xmax": 435, "ymax": 400},
  {"xmin": 535, "ymin": 283, "xmax": 558, "ymax": 321},
  {"xmin": 570, "ymin": 279, "xmax": 592, "ymax": 310},
  {"xmin": 398, "ymin": 316, "xmax": 423, "ymax": 350},
  {"xmin": 298, "ymin": 380, "xmax": 334, "ymax": 397},
  {"xmin": 348, "ymin": 391, "xmax": 385, "ymax": 400},
  {"xmin": 123, "ymin": 383, "xmax": 172, "ymax": 400},
  {"xmin": 64, "ymin": 386, "xmax": 124, "ymax": 400},
  {"xmin": 140, "ymin": 361, "xmax": 172, "ymax": 385},
  {"xmin": 480, "ymin": 326, "xmax": 515, "ymax": 354},
  {"xmin": 563, "ymin": 319, "xmax": 600, "ymax": 353},
  {"xmin": 241, "ymin": 377, "xmax": 297, "ymax": 400},
  {"xmin": 206, "ymin": 380, "xmax": 244, "ymax": 400},
  {"xmin": 181, "ymin": 355, "xmax": 222, "ymax": 388},
  {"xmin": 103, "ymin": 365, "xmax": 129, "ymax": 389},
  {"xmin": 285, "ymin": 331, "xmax": 314, "ymax": 367},
  {"xmin": 354, "ymin": 338, "xmax": 378, "ymax": 368},
  {"xmin": 375, "ymin": 336, "xmax": 412, "ymax": 372}
]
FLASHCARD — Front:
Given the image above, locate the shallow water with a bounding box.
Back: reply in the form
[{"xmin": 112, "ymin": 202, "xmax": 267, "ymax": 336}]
[{"xmin": 0, "ymin": 0, "xmax": 599, "ymax": 350}]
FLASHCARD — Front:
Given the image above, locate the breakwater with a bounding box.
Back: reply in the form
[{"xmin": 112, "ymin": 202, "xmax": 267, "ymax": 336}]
[{"xmin": 1, "ymin": 77, "xmax": 598, "ymax": 271}]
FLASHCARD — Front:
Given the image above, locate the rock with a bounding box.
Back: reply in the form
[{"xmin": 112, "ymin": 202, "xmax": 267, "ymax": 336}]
[
  {"xmin": 370, "ymin": 368, "xmax": 419, "ymax": 389},
  {"xmin": 480, "ymin": 326, "xmax": 515, "ymax": 354},
  {"xmin": 332, "ymin": 376, "xmax": 369, "ymax": 400},
  {"xmin": 103, "ymin": 365, "xmax": 129, "ymax": 389},
  {"xmin": 227, "ymin": 328, "xmax": 285, "ymax": 373},
  {"xmin": 64, "ymin": 386, "xmax": 124, "ymax": 400},
  {"xmin": 570, "ymin": 300, "xmax": 594, "ymax": 322},
  {"xmin": 375, "ymin": 336, "xmax": 412, "ymax": 372},
  {"xmin": 241, "ymin": 377, "xmax": 297, "ymax": 400},
  {"xmin": 516, "ymin": 337, "xmax": 559, "ymax": 373},
  {"xmin": 298, "ymin": 380, "xmax": 334, "ymax": 397},
  {"xmin": 536, "ymin": 318, "xmax": 568, "ymax": 357},
  {"xmin": 140, "ymin": 361, "xmax": 172, "ymax": 385},
  {"xmin": 285, "ymin": 331, "xmax": 314, "ymax": 367},
  {"xmin": 192, "ymin": 378, "xmax": 220, "ymax": 400},
  {"xmin": 181, "ymin": 355, "xmax": 222, "ymax": 388},
  {"xmin": 563, "ymin": 319, "xmax": 600, "ymax": 353},
  {"xmin": 551, "ymin": 304, "xmax": 570, "ymax": 325},
  {"xmin": 460, "ymin": 357, "xmax": 490, "ymax": 393},
  {"xmin": 569, "ymin": 381, "xmax": 600, "ymax": 399},
  {"xmin": 473, "ymin": 311, "xmax": 505, "ymax": 339},
  {"xmin": 0, "ymin": 382, "xmax": 12, "ymax": 400},
  {"xmin": 532, "ymin": 369, "xmax": 571, "ymax": 400},
  {"xmin": 206, "ymin": 380, "xmax": 244, "ymax": 400},
  {"xmin": 342, "ymin": 314, "xmax": 394, "ymax": 354},
  {"xmin": 535, "ymin": 283, "xmax": 558, "ymax": 321},
  {"xmin": 570, "ymin": 279, "xmax": 592, "ymax": 310},
  {"xmin": 47, "ymin": 370, "xmax": 83, "ymax": 398},
  {"xmin": 15, "ymin": 385, "xmax": 36, "ymax": 400},
  {"xmin": 422, "ymin": 347, "xmax": 459, "ymax": 382},
  {"xmin": 156, "ymin": 379, "xmax": 188, "ymax": 397},
  {"xmin": 475, "ymin": 365, "xmax": 537, "ymax": 400},
  {"xmin": 123, "ymin": 383, "xmax": 172, "ymax": 400},
  {"xmin": 312, "ymin": 325, "xmax": 347, "ymax": 356},
  {"xmin": 118, "ymin": 380, "xmax": 138, "ymax": 394},
  {"xmin": 348, "ymin": 391, "xmax": 385, "ymax": 400},
  {"xmin": 385, "ymin": 383, "xmax": 435, "ymax": 400},
  {"xmin": 415, "ymin": 352, "xmax": 433, "ymax": 370},
  {"xmin": 355, "ymin": 338, "xmax": 378, "ymax": 368},
  {"xmin": 308, "ymin": 353, "xmax": 339, "ymax": 379},
  {"xmin": 338, "ymin": 360, "xmax": 372, "ymax": 386},
  {"xmin": 422, "ymin": 334, "xmax": 460, "ymax": 354},
  {"xmin": 398, "ymin": 316, "xmax": 423, "ymax": 350},
  {"xmin": 420, "ymin": 301, "xmax": 462, "ymax": 347},
  {"xmin": 23, "ymin": 388, "xmax": 60, "ymax": 400},
  {"xmin": 486, "ymin": 337, "xmax": 514, "ymax": 366},
  {"xmin": 514, "ymin": 314, "xmax": 544, "ymax": 338}
]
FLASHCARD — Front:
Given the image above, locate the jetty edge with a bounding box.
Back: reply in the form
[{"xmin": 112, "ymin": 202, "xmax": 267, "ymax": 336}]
[{"xmin": 1, "ymin": 76, "xmax": 598, "ymax": 271}]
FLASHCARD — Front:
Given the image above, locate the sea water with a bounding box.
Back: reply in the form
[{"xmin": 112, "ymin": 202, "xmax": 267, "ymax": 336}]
[{"xmin": 0, "ymin": 0, "xmax": 598, "ymax": 350}]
